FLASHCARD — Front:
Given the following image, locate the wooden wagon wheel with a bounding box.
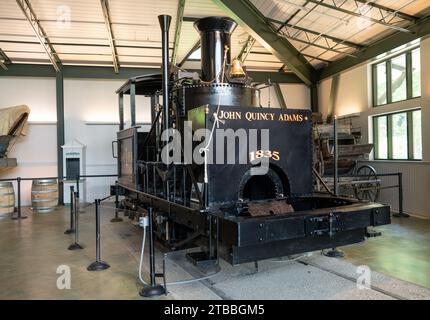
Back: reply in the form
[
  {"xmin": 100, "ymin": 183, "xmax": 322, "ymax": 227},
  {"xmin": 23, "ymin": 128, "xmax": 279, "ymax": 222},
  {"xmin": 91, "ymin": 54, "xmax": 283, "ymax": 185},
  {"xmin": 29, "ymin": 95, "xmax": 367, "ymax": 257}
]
[{"xmin": 353, "ymin": 165, "xmax": 380, "ymax": 202}]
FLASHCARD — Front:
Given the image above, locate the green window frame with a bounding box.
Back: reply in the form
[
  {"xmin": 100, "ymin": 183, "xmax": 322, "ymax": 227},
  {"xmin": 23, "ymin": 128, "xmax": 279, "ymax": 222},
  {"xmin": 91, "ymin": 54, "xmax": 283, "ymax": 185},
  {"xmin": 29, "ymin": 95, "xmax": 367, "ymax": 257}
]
[
  {"xmin": 372, "ymin": 48, "xmax": 421, "ymax": 107},
  {"xmin": 373, "ymin": 109, "xmax": 422, "ymax": 161}
]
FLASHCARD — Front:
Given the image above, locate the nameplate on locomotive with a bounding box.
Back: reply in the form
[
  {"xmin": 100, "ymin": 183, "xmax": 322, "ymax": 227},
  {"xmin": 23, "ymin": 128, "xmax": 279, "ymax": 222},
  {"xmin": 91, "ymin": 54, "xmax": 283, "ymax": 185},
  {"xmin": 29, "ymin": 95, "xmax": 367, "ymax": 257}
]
[{"xmin": 217, "ymin": 110, "xmax": 308, "ymax": 122}]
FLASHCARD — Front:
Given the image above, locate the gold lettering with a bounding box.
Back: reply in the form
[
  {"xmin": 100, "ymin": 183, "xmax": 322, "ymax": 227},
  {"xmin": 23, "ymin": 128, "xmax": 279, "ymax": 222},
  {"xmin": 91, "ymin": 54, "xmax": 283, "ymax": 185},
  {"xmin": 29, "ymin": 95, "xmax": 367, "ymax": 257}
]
[
  {"xmin": 278, "ymin": 113, "xmax": 305, "ymax": 122},
  {"xmin": 218, "ymin": 110, "xmax": 307, "ymax": 122},
  {"xmin": 245, "ymin": 112, "xmax": 276, "ymax": 121},
  {"xmin": 219, "ymin": 110, "xmax": 242, "ymax": 120}
]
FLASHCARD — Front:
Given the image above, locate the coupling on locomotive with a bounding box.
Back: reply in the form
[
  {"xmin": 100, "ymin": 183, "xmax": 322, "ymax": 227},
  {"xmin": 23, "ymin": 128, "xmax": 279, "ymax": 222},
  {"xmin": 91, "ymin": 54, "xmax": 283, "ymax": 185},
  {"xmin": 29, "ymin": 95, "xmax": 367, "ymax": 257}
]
[{"xmin": 114, "ymin": 15, "xmax": 391, "ymax": 267}]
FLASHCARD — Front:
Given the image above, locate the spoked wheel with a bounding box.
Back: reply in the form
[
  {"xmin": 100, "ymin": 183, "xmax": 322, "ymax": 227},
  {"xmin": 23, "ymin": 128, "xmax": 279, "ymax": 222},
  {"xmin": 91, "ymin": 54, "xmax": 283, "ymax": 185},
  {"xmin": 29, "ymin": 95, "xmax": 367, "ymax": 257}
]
[{"xmin": 353, "ymin": 165, "xmax": 380, "ymax": 202}]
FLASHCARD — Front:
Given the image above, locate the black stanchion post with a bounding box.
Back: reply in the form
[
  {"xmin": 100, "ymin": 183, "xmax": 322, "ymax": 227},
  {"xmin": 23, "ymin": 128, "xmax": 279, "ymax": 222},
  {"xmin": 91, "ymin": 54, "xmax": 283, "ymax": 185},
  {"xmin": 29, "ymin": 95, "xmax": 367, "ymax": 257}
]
[
  {"xmin": 68, "ymin": 192, "xmax": 83, "ymax": 250},
  {"xmin": 333, "ymin": 115, "xmax": 338, "ymax": 196},
  {"xmin": 393, "ymin": 172, "xmax": 409, "ymax": 218},
  {"xmin": 111, "ymin": 181, "xmax": 123, "ymax": 222},
  {"xmin": 324, "ymin": 117, "xmax": 343, "ymax": 258},
  {"xmin": 64, "ymin": 186, "xmax": 75, "ymax": 234},
  {"xmin": 140, "ymin": 206, "xmax": 165, "ymax": 297},
  {"xmin": 76, "ymin": 175, "xmax": 80, "ymax": 198},
  {"xmin": 88, "ymin": 199, "xmax": 110, "ymax": 271},
  {"xmin": 12, "ymin": 177, "xmax": 27, "ymax": 220},
  {"xmin": 399, "ymin": 172, "xmax": 404, "ymax": 216}
]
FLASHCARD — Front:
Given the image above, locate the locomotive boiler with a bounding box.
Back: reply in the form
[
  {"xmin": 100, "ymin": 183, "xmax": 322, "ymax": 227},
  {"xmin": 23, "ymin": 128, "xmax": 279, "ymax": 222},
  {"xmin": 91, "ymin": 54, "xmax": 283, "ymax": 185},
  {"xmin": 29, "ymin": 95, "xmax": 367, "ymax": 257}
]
[{"xmin": 114, "ymin": 15, "xmax": 390, "ymax": 268}]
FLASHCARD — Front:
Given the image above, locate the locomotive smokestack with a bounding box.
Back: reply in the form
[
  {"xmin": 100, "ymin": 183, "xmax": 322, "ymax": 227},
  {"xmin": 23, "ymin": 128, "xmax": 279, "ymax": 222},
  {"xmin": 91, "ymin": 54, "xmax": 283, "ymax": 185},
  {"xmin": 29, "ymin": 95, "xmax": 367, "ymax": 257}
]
[
  {"xmin": 194, "ymin": 16, "xmax": 237, "ymax": 83},
  {"xmin": 158, "ymin": 14, "xmax": 171, "ymax": 134}
]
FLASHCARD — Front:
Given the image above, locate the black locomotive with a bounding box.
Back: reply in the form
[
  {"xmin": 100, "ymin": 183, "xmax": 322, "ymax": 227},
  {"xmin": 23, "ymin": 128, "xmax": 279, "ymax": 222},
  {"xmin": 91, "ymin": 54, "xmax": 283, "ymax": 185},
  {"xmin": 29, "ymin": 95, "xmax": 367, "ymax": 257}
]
[{"xmin": 114, "ymin": 15, "xmax": 390, "ymax": 267}]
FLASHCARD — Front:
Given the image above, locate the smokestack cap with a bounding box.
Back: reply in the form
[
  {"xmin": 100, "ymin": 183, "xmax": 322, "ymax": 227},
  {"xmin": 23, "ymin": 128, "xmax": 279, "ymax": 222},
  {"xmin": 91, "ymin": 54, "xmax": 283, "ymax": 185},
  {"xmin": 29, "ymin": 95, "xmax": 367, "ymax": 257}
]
[
  {"xmin": 158, "ymin": 15, "xmax": 172, "ymax": 31},
  {"xmin": 194, "ymin": 16, "xmax": 237, "ymax": 34}
]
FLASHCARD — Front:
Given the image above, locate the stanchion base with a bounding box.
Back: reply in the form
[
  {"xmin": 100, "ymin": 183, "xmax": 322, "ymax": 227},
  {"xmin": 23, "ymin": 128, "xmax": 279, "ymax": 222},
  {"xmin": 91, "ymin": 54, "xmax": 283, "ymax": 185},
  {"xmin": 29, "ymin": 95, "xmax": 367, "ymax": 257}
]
[
  {"xmin": 139, "ymin": 285, "xmax": 166, "ymax": 298},
  {"xmin": 68, "ymin": 243, "xmax": 83, "ymax": 250},
  {"xmin": 12, "ymin": 216, "xmax": 28, "ymax": 220},
  {"xmin": 64, "ymin": 229, "xmax": 75, "ymax": 234},
  {"xmin": 393, "ymin": 213, "xmax": 410, "ymax": 218},
  {"xmin": 87, "ymin": 260, "xmax": 110, "ymax": 271},
  {"xmin": 110, "ymin": 217, "xmax": 123, "ymax": 222},
  {"xmin": 323, "ymin": 248, "xmax": 344, "ymax": 258}
]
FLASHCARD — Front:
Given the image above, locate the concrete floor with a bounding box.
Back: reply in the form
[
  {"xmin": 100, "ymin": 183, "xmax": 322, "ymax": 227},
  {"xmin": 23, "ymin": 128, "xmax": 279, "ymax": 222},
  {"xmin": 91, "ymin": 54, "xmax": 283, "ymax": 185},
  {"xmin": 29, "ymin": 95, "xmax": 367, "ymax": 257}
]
[{"xmin": 0, "ymin": 204, "xmax": 429, "ymax": 300}]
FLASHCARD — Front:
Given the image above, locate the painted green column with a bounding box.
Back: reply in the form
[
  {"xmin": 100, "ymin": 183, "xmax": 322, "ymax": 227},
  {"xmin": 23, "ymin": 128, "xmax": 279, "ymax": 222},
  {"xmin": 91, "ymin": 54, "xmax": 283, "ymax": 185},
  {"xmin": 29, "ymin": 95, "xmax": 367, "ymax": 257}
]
[
  {"xmin": 310, "ymin": 83, "xmax": 319, "ymax": 113},
  {"xmin": 56, "ymin": 69, "xmax": 65, "ymax": 204}
]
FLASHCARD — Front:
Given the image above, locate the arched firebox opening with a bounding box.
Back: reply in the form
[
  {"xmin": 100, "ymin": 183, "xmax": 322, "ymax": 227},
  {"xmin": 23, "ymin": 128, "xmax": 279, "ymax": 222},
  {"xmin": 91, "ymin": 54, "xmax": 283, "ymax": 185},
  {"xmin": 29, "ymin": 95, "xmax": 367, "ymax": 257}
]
[
  {"xmin": 242, "ymin": 174, "xmax": 278, "ymax": 201},
  {"xmin": 239, "ymin": 166, "xmax": 289, "ymax": 201}
]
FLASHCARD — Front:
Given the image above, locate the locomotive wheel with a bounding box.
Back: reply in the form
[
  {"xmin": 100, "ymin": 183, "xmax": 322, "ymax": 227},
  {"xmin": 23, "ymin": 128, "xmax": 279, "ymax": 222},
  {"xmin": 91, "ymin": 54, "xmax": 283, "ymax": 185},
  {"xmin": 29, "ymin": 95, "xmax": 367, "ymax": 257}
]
[{"xmin": 353, "ymin": 165, "xmax": 380, "ymax": 202}]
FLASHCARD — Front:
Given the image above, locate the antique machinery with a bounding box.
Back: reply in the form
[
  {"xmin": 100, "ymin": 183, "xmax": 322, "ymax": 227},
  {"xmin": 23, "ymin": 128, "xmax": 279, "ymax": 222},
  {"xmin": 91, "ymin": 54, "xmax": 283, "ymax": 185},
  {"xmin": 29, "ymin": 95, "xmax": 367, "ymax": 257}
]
[{"xmin": 114, "ymin": 15, "xmax": 390, "ymax": 272}]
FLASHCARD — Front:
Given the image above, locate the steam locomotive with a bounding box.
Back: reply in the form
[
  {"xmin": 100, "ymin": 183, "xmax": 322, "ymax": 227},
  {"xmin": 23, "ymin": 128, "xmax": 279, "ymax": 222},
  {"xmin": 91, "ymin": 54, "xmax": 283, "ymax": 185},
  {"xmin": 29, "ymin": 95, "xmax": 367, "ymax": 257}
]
[{"xmin": 114, "ymin": 15, "xmax": 390, "ymax": 267}]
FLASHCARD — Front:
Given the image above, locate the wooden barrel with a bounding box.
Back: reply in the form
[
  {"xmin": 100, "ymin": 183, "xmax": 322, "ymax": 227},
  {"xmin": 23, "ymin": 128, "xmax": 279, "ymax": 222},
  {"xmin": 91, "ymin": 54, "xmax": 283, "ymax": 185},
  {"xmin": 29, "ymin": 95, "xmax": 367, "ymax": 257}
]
[
  {"xmin": 31, "ymin": 179, "xmax": 58, "ymax": 213},
  {"xmin": 0, "ymin": 182, "xmax": 15, "ymax": 219}
]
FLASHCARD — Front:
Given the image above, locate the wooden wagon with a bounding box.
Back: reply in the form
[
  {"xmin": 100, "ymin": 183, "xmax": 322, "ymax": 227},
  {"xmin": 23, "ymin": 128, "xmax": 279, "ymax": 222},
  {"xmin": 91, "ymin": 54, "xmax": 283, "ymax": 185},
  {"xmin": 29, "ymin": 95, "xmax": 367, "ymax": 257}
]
[{"xmin": 313, "ymin": 122, "xmax": 381, "ymax": 202}]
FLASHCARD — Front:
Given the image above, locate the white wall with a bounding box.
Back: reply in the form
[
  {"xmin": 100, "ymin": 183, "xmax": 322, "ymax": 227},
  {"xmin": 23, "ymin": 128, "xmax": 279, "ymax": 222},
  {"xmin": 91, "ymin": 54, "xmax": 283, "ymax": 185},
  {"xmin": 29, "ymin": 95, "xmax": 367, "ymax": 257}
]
[
  {"xmin": 0, "ymin": 77, "xmax": 57, "ymax": 205},
  {"xmin": 63, "ymin": 78, "xmax": 152, "ymax": 202},
  {"xmin": 259, "ymin": 83, "xmax": 311, "ymax": 109},
  {"xmin": 64, "ymin": 79, "xmax": 123, "ymax": 202},
  {"xmin": 0, "ymin": 77, "xmax": 153, "ymax": 205},
  {"xmin": 318, "ymin": 65, "xmax": 371, "ymax": 119},
  {"xmin": 318, "ymin": 37, "xmax": 430, "ymax": 218}
]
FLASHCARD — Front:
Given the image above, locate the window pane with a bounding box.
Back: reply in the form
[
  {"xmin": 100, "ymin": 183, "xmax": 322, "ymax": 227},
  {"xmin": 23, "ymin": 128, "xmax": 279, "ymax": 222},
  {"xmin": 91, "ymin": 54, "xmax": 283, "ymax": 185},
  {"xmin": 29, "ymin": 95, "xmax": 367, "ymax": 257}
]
[
  {"xmin": 392, "ymin": 113, "xmax": 408, "ymax": 159},
  {"xmin": 412, "ymin": 110, "xmax": 422, "ymax": 159},
  {"xmin": 391, "ymin": 55, "xmax": 407, "ymax": 102},
  {"xmin": 412, "ymin": 49, "xmax": 421, "ymax": 98},
  {"xmin": 375, "ymin": 63, "xmax": 387, "ymax": 105},
  {"xmin": 376, "ymin": 116, "xmax": 388, "ymax": 159}
]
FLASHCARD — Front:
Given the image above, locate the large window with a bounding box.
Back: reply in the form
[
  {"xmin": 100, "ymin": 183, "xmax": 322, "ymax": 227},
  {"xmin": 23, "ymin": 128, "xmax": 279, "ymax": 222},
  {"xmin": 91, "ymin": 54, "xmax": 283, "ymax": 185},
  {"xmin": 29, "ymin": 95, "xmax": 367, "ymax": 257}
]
[
  {"xmin": 373, "ymin": 109, "xmax": 422, "ymax": 160},
  {"xmin": 372, "ymin": 48, "xmax": 421, "ymax": 107}
]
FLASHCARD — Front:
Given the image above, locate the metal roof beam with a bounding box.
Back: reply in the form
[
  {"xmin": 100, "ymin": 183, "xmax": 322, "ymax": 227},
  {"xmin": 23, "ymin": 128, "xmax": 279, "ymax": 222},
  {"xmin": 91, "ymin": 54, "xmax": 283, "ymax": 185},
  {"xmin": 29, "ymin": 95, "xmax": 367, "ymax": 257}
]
[
  {"xmin": 303, "ymin": 53, "xmax": 331, "ymax": 64},
  {"xmin": 15, "ymin": 0, "xmax": 62, "ymax": 72},
  {"xmin": 0, "ymin": 48, "xmax": 11, "ymax": 70},
  {"xmin": 100, "ymin": 0, "xmax": 119, "ymax": 73},
  {"xmin": 237, "ymin": 35, "xmax": 256, "ymax": 62},
  {"xmin": 273, "ymin": 83, "xmax": 287, "ymax": 109},
  {"xmin": 280, "ymin": 0, "xmax": 310, "ymax": 28},
  {"xmin": 279, "ymin": 54, "xmax": 331, "ymax": 72},
  {"xmin": 0, "ymin": 61, "xmax": 7, "ymax": 71},
  {"xmin": 184, "ymin": 15, "xmax": 356, "ymax": 58},
  {"xmin": 0, "ymin": 63, "xmax": 304, "ymax": 83},
  {"xmin": 184, "ymin": 16, "xmax": 363, "ymax": 50},
  {"xmin": 318, "ymin": 16, "xmax": 430, "ymax": 80},
  {"xmin": 278, "ymin": 30, "xmax": 356, "ymax": 57},
  {"xmin": 0, "ymin": 39, "xmax": 170, "ymax": 51},
  {"xmin": 213, "ymin": 0, "xmax": 315, "ymax": 86},
  {"xmin": 0, "ymin": 48, "xmax": 11, "ymax": 64},
  {"xmin": 178, "ymin": 39, "xmax": 200, "ymax": 67},
  {"xmin": 354, "ymin": 0, "xmax": 418, "ymax": 22},
  {"xmin": 306, "ymin": 0, "xmax": 412, "ymax": 33},
  {"xmin": 172, "ymin": 0, "xmax": 186, "ymax": 65},
  {"xmin": 248, "ymin": 71, "xmax": 303, "ymax": 83},
  {"xmin": 244, "ymin": 50, "xmax": 331, "ymax": 66},
  {"xmin": 267, "ymin": 17, "xmax": 363, "ymax": 50}
]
